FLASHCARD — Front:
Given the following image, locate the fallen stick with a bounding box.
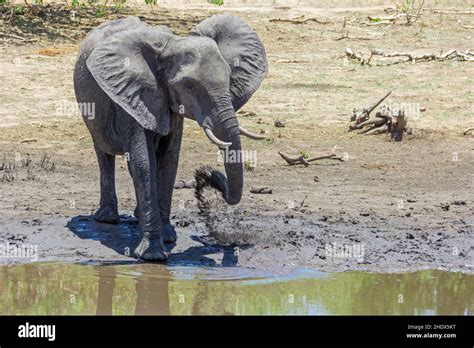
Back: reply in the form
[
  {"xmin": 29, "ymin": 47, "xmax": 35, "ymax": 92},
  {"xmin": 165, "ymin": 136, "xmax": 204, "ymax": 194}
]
[
  {"xmin": 432, "ymin": 9, "xmax": 474, "ymax": 15},
  {"xmin": 463, "ymin": 127, "xmax": 473, "ymax": 135},
  {"xmin": 360, "ymin": 20, "xmax": 394, "ymax": 26},
  {"xmin": 278, "ymin": 152, "xmax": 344, "ymax": 166},
  {"xmin": 367, "ymin": 13, "xmax": 417, "ymax": 22},
  {"xmin": 345, "ymin": 48, "xmax": 368, "ymax": 64},
  {"xmin": 336, "ymin": 31, "xmax": 387, "ymax": 41},
  {"xmin": 269, "ymin": 15, "xmax": 332, "ymax": 24},
  {"xmin": 348, "ymin": 91, "xmax": 392, "ymax": 131},
  {"xmin": 0, "ymin": 32, "xmax": 38, "ymax": 42},
  {"xmin": 363, "ymin": 123, "xmax": 389, "ymax": 135},
  {"xmin": 250, "ymin": 187, "xmax": 272, "ymax": 194},
  {"xmin": 346, "ymin": 48, "xmax": 474, "ymax": 65}
]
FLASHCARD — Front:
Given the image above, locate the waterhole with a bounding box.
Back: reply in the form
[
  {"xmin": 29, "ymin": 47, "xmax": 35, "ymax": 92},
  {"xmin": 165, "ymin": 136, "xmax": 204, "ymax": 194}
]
[{"xmin": 0, "ymin": 263, "xmax": 472, "ymax": 315}]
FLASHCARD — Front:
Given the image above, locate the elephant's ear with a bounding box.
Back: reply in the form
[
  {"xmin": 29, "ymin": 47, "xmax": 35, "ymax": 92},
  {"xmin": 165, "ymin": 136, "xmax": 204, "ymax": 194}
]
[
  {"xmin": 86, "ymin": 27, "xmax": 172, "ymax": 134},
  {"xmin": 190, "ymin": 14, "xmax": 268, "ymax": 111}
]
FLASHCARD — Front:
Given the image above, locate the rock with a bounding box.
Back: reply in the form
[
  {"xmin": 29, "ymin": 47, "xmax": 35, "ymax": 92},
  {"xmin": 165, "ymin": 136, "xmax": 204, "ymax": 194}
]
[
  {"xmin": 274, "ymin": 120, "xmax": 286, "ymax": 128},
  {"xmin": 440, "ymin": 203, "xmax": 450, "ymax": 211}
]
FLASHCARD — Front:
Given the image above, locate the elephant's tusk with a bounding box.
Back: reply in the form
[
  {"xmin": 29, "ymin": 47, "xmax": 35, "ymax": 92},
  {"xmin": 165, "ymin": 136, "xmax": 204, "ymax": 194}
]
[
  {"xmin": 239, "ymin": 126, "xmax": 266, "ymax": 140},
  {"xmin": 204, "ymin": 128, "xmax": 232, "ymax": 148}
]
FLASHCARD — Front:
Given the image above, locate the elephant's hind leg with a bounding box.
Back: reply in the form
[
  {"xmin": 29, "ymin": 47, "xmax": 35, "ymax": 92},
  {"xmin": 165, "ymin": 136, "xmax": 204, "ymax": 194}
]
[{"xmin": 93, "ymin": 145, "xmax": 119, "ymax": 224}]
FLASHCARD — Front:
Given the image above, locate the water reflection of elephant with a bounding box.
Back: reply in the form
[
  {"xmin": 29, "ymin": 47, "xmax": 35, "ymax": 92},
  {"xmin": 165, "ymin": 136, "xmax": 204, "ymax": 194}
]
[{"xmin": 95, "ymin": 266, "xmax": 171, "ymax": 315}]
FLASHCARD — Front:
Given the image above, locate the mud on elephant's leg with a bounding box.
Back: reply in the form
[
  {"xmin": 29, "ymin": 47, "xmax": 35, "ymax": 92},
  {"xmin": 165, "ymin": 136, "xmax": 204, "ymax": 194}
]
[
  {"xmin": 93, "ymin": 145, "xmax": 119, "ymax": 224},
  {"xmin": 156, "ymin": 114, "xmax": 184, "ymax": 243},
  {"xmin": 123, "ymin": 120, "xmax": 168, "ymax": 261}
]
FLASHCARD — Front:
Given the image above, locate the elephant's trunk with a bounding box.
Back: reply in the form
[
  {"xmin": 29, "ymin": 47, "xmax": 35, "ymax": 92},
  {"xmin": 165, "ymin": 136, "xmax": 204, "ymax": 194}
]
[{"xmin": 201, "ymin": 101, "xmax": 243, "ymax": 205}]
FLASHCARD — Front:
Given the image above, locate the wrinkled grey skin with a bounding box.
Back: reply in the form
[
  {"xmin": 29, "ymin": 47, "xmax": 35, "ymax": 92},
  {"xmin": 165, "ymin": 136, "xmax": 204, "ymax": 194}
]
[{"xmin": 73, "ymin": 15, "xmax": 267, "ymax": 261}]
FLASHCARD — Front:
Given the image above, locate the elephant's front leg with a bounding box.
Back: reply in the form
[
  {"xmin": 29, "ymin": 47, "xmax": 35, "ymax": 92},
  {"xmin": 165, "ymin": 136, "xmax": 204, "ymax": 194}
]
[
  {"xmin": 156, "ymin": 114, "xmax": 184, "ymax": 243},
  {"xmin": 124, "ymin": 122, "xmax": 168, "ymax": 261}
]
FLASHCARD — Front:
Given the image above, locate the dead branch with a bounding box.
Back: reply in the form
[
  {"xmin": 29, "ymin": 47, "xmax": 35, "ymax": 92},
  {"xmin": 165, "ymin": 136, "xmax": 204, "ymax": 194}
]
[
  {"xmin": 336, "ymin": 31, "xmax": 387, "ymax": 41},
  {"xmin": 347, "ymin": 96, "xmax": 410, "ymax": 141},
  {"xmin": 345, "ymin": 48, "xmax": 368, "ymax": 64},
  {"xmin": 432, "ymin": 9, "xmax": 474, "ymax": 15},
  {"xmin": 269, "ymin": 15, "xmax": 332, "ymax": 25},
  {"xmin": 250, "ymin": 187, "xmax": 272, "ymax": 194},
  {"xmin": 278, "ymin": 151, "xmax": 345, "ymax": 166},
  {"xmin": 360, "ymin": 20, "xmax": 394, "ymax": 26},
  {"xmin": 0, "ymin": 32, "xmax": 38, "ymax": 42},
  {"xmin": 463, "ymin": 127, "xmax": 473, "ymax": 135},
  {"xmin": 346, "ymin": 48, "xmax": 474, "ymax": 65},
  {"xmin": 367, "ymin": 13, "xmax": 418, "ymax": 22},
  {"xmin": 347, "ymin": 91, "xmax": 392, "ymax": 131},
  {"xmin": 356, "ymin": 118, "xmax": 386, "ymax": 133},
  {"xmin": 19, "ymin": 139, "xmax": 38, "ymax": 144},
  {"xmin": 363, "ymin": 123, "xmax": 389, "ymax": 135}
]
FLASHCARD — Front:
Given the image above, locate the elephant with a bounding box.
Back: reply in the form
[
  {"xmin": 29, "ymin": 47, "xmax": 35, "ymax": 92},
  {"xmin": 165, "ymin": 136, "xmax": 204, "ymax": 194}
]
[{"xmin": 73, "ymin": 15, "xmax": 268, "ymax": 261}]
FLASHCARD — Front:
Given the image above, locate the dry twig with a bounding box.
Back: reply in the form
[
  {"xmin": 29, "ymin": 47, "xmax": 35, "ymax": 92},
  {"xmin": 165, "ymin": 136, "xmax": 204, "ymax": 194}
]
[
  {"xmin": 269, "ymin": 15, "xmax": 332, "ymax": 24},
  {"xmin": 336, "ymin": 31, "xmax": 387, "ymax": 41},
  {"xmin": 432, "ymin": 9, "xmax": 474, "ymax": 15},
  {"xmin": 463, "ymin": 127, "xmax": 473, "ymax": 135},
  {"xmin": 278, "ymin": 151, "xmax": 345, "ymax": 166},
  {"xmin": 346, "ymin": 48, "xmax": 474, "ymax": 65}
]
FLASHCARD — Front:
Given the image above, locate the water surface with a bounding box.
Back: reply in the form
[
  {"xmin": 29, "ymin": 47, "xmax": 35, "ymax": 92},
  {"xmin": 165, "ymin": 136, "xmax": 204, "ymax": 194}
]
[{"xmin": 0, "ymin": 263, "xmax": 472, "ymax": 315}]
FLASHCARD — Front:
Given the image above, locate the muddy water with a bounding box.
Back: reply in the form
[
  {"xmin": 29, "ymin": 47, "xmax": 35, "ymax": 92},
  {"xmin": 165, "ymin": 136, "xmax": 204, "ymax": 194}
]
[{"xmin": 0, "ymin": 263, "xmax": 472, "ymax": 315}]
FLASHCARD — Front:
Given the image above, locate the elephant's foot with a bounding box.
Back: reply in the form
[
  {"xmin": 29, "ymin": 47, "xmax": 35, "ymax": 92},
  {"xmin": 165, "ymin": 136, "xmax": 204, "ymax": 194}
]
[
  {"xmin": 134, "ymin": 233, "xmax": 169, "ymax": 261},
  {"xmin": 162, "ymin": 222, "xmax": 177, "ymax": 243},
  {"xmin": 94, "ymin": 205, "xmax": 119, "ymax": 224}
]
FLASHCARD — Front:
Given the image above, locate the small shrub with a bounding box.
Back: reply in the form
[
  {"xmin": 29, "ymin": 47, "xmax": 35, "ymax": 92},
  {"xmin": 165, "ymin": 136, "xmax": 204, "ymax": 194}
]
[
  {"xmin": 208, "ymin": 0, "xmax": 224, "ymax": 5},
  {"xmin": 298, "ymin": 150, "xmax": 310, "ymax": 159}
]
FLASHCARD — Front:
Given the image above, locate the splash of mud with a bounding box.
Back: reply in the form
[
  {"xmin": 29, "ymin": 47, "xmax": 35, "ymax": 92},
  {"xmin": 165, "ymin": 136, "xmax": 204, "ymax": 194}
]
[{"xmin": 194, "ymin": 166, "xmax": 253, "ymax": 246}]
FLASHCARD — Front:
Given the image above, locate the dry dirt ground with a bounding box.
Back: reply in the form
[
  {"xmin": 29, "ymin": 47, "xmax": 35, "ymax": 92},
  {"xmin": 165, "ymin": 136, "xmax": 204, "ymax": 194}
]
[{"xmin": 0, "ymin": 1, "xmax": 473, "ymax": 273}]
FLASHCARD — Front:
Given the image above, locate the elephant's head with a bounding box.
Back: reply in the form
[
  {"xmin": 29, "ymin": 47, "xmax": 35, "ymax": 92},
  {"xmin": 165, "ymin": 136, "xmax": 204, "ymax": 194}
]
[{"xmin": 86, "ymin": 15, "xmax": 267, "ymax": 205}]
